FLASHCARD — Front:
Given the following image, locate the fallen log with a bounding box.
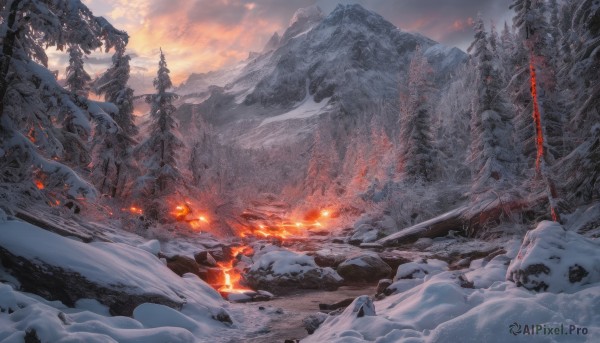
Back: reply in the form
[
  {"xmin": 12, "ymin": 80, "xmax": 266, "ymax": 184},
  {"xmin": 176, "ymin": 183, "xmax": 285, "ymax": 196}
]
[{"xmin": 377, "ymin": 196, "xmax": 549, "ymax": 247}]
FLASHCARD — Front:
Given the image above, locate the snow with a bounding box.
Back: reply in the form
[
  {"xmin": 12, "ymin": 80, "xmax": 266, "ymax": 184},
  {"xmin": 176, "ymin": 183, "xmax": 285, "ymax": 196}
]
[
  {"xmin": 304, "ymin": 271, "xmax": 600, "ymax": 343},
  {"xmin": 259, "ymin": 90, "xmax": 331, "ymax": 126},
  {"xmin": 507, "ymin": 221, "xmax": 600, "ymax": 293}
]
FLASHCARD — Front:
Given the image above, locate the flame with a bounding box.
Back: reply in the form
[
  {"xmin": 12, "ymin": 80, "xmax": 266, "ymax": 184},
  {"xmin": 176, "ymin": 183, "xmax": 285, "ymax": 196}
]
[
  {"xmin": 27, "ymin": 128, "xmax": 36, "ymax": 143},
  {"xmin": 123, "ymin": 206, "xmax": 143, "ymax": 215},
  {"xmin": 238, "ymin": 208, "xmax": 333, "ymax": 239},
  {"xmin": 34, "ymin": 180, "xmax": 44, "ymax": 190},
  {"xmin": 217, "ymin": 245, "xmax": 253, "ymax": 294},
  {"xmin": 530, "ymin": 60, "xmax": 544, "ymax": 173}
]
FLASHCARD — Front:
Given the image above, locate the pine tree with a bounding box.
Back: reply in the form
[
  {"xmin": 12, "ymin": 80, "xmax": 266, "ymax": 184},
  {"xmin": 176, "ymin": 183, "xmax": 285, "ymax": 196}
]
[
  {"xmin": 559, "ymin": 0, "xmax": 600, "ymax": 203},
  {"xmin": 62, "ymin": 44, "xmax": 93, "ymax": 169},
  {"xmin": 510, "ymin": 0, "xmax": 563, "ymax": 221},
  {"xmin": 134, "ymin": 49, "xmax": 183, "ymax": 220},
  {"xmin": 92, "ymin": 44, "xmax": 139, "ymax": 198},
  {"xmin": 0, "ymin": 0, "xmax": 127, "ymax": 210},
  {"xmin": 467, "ymin": 16, "xmax": 518, "ymax": 200},
  {"xmin": 398, "ymin": 46, "xmax": 436, "ymax": 182}
]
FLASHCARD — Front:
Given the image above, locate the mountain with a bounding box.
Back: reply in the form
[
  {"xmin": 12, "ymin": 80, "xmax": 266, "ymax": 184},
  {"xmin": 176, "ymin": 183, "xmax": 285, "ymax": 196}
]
[{"xmin": 175, "ymin": 4, "xmax": 467, "ymax": 148}]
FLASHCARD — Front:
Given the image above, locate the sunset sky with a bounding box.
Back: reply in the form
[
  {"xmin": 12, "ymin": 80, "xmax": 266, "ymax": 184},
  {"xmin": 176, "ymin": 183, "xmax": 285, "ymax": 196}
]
[{"xmin": 49, "ymin": 0, "xmax": 513, "ymax": 92}]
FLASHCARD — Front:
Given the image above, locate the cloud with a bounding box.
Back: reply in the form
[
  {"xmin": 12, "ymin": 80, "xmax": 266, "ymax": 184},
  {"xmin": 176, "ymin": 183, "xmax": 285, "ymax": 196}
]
[{"xmin": 79, "ymin": 0, "xmax": 513, "ymax": 91}]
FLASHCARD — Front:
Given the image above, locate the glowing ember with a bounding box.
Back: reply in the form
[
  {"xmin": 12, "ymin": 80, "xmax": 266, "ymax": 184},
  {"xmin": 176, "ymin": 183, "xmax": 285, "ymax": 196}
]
[
  {"xmin": 238, "ymin": 208, "xmax": 334, "ymax": 239},
  {"xmin": 530, "ymin": 60, "xmax": 544, "ymax": 173},
  {"xmin": 217, "ymin": 246, "xmax": 253, "ymax": 294},
  {"xmin": 172, "ymin": 203, "xmax": 191, "ymax": 220},
  {"xmin": 34, "ymin": 180, "xmax": 44, "ymax": 190},
  {"xmin": 123, "ymin": 206, "xmax": 143, "ymax": 215}
]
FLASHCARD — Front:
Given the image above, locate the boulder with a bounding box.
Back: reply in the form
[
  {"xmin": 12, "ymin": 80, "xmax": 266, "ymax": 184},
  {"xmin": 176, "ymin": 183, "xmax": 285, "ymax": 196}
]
[
  {"xmin": 244, "ymin": 248, "xmax": 342, "ymax": 293},
  {"xmin": 378, "ymin": 252, "xmax": 411, "ymax": 271},
  {"xmin": 166, "ymin": 255, "xmax": 202, "ymax": 277},
  {"xmin": 394, "ymin": 259, "xmax": 448, "ymax": 280},
  {"xmin": 507, "ymin": 221, "xmax": 600, "ymax": 292},
  {"xmin": 376, "ymin": 279, "xmax": 393, "ymax": 296},
  {"xmin": 337, "ymin": 252, "xmax": 392, "ymax": 282},
  {"xmin": 303, "ymin": 313, "xmax": 328, "ymax": 334},
  {"xmin": 0, "ymin": 221, "xmax": 189, "ymax": 316},
  {"xmin": 194, "ymin": 250, "xmax": 217, "ymax": 267}
]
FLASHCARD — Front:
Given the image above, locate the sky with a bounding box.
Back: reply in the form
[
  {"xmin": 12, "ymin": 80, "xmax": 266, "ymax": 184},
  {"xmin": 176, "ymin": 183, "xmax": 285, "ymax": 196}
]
[{"xmin": 49, "ymin": 0, "xmax": 513, "ymax": 92}]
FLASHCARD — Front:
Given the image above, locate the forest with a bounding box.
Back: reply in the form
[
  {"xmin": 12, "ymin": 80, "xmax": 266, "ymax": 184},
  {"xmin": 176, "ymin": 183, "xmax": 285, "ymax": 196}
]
[{"xmin": 0, "ymin": 0, "xmax": 598, "ymax": 342}]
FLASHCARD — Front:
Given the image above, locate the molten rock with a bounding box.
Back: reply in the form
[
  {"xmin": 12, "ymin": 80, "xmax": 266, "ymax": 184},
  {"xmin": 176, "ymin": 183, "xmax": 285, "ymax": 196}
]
[{"xmin": 507, "ymin": 221, "xmax": 600, "ymax": 292}]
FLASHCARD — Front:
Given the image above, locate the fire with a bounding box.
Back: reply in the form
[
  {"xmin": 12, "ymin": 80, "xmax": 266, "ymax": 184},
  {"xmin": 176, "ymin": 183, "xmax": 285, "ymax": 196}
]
[
  {"xmin": 172, "ymin": 203, "xmax": 191, "ymax": 220},
  {"xmin": 217, "ymin": 245, "xmax": 253, "ymax": 294},
  {"xmin": 34, "ymin": 180, "xmax": 44, "ymax": 190},
  {"xmin": 530, "ymin": 60, "xmax": 544, "ymax": 173},
  {"xmin": 123, "ymin": 206, "xmax": 143, "ymax": 215},
  {"xmin": 238, "ymin": 208, "xmax": 334, "ymax": 239}
]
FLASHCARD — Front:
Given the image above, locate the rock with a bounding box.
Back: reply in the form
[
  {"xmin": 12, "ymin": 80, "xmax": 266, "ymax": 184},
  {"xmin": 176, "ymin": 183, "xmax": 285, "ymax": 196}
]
[
  {"xmin": 359, "ymin": 242, "xmax": 384, "ymax": 251},
  {"xmin": 244, "ymin": 248, "xmax": 342, "ymax": 293},
  {"xmin": 312, "ymin": 250, "xmax": 346, "ymax": 268},
  {"xmin": 376, "ymin": 279, "xmax": 393, "ymax": 296},
  {"xmin": 378, "ymin": 252, "xmax": 411, "ymax": 271},
  {"xmin": 0, "ymin": 248, "xmax": 185, "ymax": 316},
  {"xmin": 303, "ymin": 313, "xmax": 328, "ymax": 334},
  {"xmin": 349, "ymin": 296, "xmax": 376, "ymax": 318},
  {"xmin": 194, "ymin": 250, "xmax": 217, "ymax": 267},
  {"xmin": 413, "ymin": 237, "xmax": 433, "ymax": 250},
  {"xmin": 318, "ymin": 298, "xmax": 354, "ymax": 312},
  {"xmin": 337, "ymin": 252, "xmax": 392, "ymax": 282},
  {"xmin": 166, "ymin": 255, "xmax": 202, "ymax": 277},
  {"xmin": 197, "ymin": 266, "xmax": 223, "ymax": 285},
  {"xmin": 0, "ymin": 221, "xmax": 187, "ymax": 317},
  {"xmin": 24, "ymin": 328, "xmax": 41, "ymax": 343},
  {"xmin": 349, "ymin": 224, "xmax": 379, "ymax": 245},
  {"xmin": 394, "ymin": 259, "xmax": 448, "ymax": 280},
  {"xmin": 507, "ymin": 221, "xmax": 600, "ymax": 293}
]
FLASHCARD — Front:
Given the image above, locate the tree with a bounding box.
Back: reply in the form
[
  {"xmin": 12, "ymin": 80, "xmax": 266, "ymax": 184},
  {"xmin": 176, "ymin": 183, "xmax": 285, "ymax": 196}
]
[
  {"xmin": 92, "ymin": 44, "xmax": 139, "ymax": 198},
  {"xmin": 398, "ymin": 46, "xmax": 436, "ymax": 182},
  {"xmin": 510, "ymin": 0, "xmax": 563, "ymax": 221},
  {"xmin": 134, "ymin": 49, "xmax": 183, "ymax": 220},
  {"xmin": 0, "ymin": 0, "xmax": 127, "ymax": 210},
  {"xmin": 467, "ymin": 16, "xmax": 518, "ymax": 201},
  {"xmin": 62, "ymin": 44, "xmax": 93, "ymax": 169}
]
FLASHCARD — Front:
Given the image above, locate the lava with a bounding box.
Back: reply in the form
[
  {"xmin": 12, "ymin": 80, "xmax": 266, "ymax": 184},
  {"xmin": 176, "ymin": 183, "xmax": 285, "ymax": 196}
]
[
  {"xmin": 217, "ymin": 245, "xmax": 253, "ymax": 294},
  {"xmin": 238, "ymin": 208, "xmax": 332, "ymax": 240}
]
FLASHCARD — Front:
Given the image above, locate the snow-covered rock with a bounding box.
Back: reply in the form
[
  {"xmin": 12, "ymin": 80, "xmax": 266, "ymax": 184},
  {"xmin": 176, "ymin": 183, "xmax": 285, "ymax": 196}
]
[
  {"xmin": 0, "ymin": 220, "xmax": 225, "ymax": 317},
  {"xmin": 507, "ymin": 221, "xmax": 600, "ymax": 293},
  {"xmin": 243, "ymin": 246, "xmax": 342, "ymax": 292},
  {"xmin": 394, "ymin": 259, "xmax": 448, "ymax": 280},
  {"xmin": 336, "ymin": 252, "xmax": 392, "ymax": 282}
]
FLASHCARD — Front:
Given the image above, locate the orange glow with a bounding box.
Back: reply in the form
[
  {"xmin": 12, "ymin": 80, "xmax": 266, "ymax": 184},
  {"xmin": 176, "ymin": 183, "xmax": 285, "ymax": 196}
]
[
  {"xmin": 238, "ymin": 208, "xmax": 334, "ymax": 240},
  {"xmin": 172, "ymin": 203, "xmax": 191, "ymax": 220},
  {"xmin": 217, "ymin": 245, "xmax": 253, "ymax": 294},
  {"xmin": 123, "ymin": 206, "xmax": 143, "ymax": 215},
  {"xmin": 34, "ymin": 180, "xmax": 45, "ymax": 190},
  {"xmin": 27, "ymin": 128, "xmax": 36, "ymax": 143},
  {"xmin": 530, "ymin": 59, "xmax": 544, "ymax": 174}
]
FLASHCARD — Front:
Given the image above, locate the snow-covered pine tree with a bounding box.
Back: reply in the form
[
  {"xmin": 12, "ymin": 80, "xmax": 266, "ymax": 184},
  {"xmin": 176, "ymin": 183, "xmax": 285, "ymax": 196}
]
[
  {"xmin": 467, "ymin": 16, "xmax": 518, "ymax": 202},
  {"xmin": 134, "ymin": 49, "xmax": 183, "ymax": 220},
  {"xmin": 62, "ymin": 44, "xmax": 93, "ymax": 169},
  {"xmin": 0, "ymin": 0, "xmax": 127, "ymax": 211},
  {"xmin": 306, "ymin": 124, "xmax": 338, "ymax": 197},
  {"xmin": 510, "ymin": 0, "xmax": 563, "ymax": 221},
  {"xmin": 92, "ymin": 43, "xmax": 139, "ymax": 198},
  {"xmin": 398, "ymin": 46, "xmax": 436, "ymax": 182},
  {"xmin": 559, "ymin": 0, "xmax": 600, "ymax": 203}
]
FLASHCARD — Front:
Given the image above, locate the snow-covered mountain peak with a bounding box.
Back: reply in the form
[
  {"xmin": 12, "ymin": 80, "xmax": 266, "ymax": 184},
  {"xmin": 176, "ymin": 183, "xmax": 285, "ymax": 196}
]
[{"xmin": 289, "ymin": 5, "xmax": 324, "ymax": 27}]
